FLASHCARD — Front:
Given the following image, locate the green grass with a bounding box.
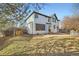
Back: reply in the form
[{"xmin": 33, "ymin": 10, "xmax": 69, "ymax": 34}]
[{"xmin": 0, "ymin": 35, "xmax": 79, "ymax": 56}]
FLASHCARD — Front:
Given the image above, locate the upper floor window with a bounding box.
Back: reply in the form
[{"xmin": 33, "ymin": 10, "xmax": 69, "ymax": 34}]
[
  {"xmin": 35, "ymin": 13, "xmax": 38, "ymax": 18},
  {"xmin": 53, "ymin": 25, "xmax": 56, "ymax": 29},
  {"xmin": 48, "ymin": 18, "xmax": 50, "ymax": 22},
  {"xmin": 52, "ymin": 18, "xmax": 56, "ymax": 22}
]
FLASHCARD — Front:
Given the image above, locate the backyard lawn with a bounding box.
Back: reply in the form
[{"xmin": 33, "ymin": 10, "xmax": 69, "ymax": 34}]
[{"xmin": 0, "ymin": 34, "xmax": 79, "ymax": 56}]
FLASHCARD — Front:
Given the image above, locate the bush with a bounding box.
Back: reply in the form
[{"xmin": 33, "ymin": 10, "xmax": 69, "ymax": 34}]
[
  {"xmin": 3, "ymin": 27, "xmax": 28, "ymax": 36},
  {"xmin": 3, "ymin": 27, "xmax": 14, "ymax": 36}
]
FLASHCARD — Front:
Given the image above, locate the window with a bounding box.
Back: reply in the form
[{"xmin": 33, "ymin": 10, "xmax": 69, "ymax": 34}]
[
  {"xmin": 52, "ymin": 18, "xmax": 56, "ymax": 22},
  {"xmin": 52, "ymin": 16, "xmax": 57, "ymax": 22},
  {"xmin": 48, "ymin": 18, "xmax": 50, "ymax": 22},
  {"xmin": 53, "ymin": 25, "xmax": 55, "ymax": 29},
  {"xmin": 36, "ymin": 24, "xmax": 45, "ymax": 31},
  {"xmin": 35, "ymin": 14, "xmax": 38, "ymax": 18}
]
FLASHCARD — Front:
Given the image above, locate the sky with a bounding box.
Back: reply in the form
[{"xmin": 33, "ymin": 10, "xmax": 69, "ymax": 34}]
[{"xmin": 39, "ymin": 3, "xmax": 74, "ymax": 21}]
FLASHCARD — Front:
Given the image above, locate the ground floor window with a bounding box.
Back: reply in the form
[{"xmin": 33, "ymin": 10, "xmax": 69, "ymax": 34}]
[
  {"xmin": 57, "ymin": 26, "xmax": 59, "ymax": 30},
  {"xmin": 36, "ymin": 24, "xmax": 45, "ymax": 31},
  {"xmin": 53, "ymin": 25, "xmax": 56, "ymax": 29}
]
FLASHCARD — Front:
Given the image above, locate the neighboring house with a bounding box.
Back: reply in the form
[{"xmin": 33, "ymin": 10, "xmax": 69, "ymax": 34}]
[{"xmin": 22, "ymin": 11, "xmax": 60, "ymax": 34}]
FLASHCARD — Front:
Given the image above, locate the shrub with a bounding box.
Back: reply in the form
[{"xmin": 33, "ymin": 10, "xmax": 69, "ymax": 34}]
[{"xmin": 3, "ymin": 27, "xmax": 28, "ymax": 36}]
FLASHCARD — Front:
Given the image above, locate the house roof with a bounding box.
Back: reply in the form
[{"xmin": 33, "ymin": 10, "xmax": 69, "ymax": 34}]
[
  {"xmin": 25, "ymin": 11, "xmax": 51, "ymax": 20},
  {"xmin": 21, "ymin": 11, "xmax": 60, "ymax": 25}
]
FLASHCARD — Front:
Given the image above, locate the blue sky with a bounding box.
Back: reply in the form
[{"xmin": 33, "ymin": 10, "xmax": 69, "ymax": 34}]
[{"xmin": 39, "ymin": 3, "xmax": 73, "ymax": 20}]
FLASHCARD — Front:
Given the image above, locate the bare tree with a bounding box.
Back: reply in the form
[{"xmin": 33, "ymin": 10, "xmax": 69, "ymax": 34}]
[
  {"xmin": 63, "ymin": 16, "xmax": 79, "ymax": 32},
  {"xmin": 0, "ymin": 3, "xmax": 45, "ymax": 27}
]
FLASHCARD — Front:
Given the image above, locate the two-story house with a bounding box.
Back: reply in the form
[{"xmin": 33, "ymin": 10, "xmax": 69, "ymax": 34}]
[{"xmin": 22, "ymin": 11, "xmax": 60, "ymax": 34}]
